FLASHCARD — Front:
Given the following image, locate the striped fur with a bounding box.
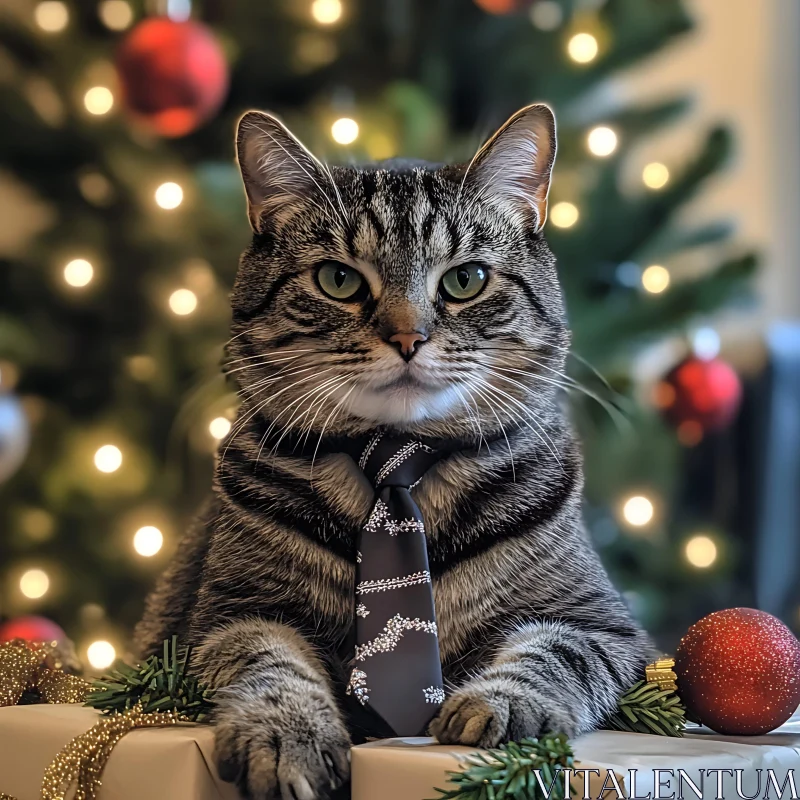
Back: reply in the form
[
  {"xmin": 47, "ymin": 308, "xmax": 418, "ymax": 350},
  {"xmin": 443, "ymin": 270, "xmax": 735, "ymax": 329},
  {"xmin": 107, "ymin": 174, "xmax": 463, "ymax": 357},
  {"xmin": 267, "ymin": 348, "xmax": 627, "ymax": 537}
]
[{"xmin": 134, "ymin": 105, "xmax": 651, "ymax": 800}]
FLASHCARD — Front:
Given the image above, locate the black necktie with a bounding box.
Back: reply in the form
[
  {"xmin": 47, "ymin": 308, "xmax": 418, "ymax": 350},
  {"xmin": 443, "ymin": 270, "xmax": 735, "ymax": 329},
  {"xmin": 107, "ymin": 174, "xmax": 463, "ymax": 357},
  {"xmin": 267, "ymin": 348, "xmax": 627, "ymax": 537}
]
[{"xmin": 346, "ymin": 432, "xmax": 445, "ymax": 737}]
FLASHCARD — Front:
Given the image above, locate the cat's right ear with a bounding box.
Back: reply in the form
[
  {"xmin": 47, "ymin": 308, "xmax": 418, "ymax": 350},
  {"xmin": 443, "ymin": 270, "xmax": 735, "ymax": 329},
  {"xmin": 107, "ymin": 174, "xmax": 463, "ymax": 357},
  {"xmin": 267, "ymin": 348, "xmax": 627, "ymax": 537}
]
[{"xmin": 236, "ymin": 111, "xmax": 328, "ymax": 233}]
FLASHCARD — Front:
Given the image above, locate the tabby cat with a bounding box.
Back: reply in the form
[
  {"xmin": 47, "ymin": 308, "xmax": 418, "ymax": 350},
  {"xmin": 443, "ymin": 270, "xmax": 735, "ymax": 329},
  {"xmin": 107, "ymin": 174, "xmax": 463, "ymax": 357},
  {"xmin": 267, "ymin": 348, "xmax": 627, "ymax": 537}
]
[{"xmin": 134, "ymin": 104, "xmax": 651, "ymax": 800}]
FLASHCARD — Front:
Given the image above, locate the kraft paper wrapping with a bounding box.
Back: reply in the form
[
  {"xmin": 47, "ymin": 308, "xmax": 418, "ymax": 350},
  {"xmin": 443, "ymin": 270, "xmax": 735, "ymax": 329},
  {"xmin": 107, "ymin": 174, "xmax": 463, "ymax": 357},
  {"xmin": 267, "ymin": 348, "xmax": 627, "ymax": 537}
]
[
  {"xmin": 352, "ymin": 710, "xmax": 800, "ymax": 800},
  {"xmin": 350, "ymin": 737, "xmax": 616, "ymax": 800},
  {"xmin": 3, "ymin": 704, "xmax": 799, "ymax": 800},
  {"xmin": 0, "ymin": 705, "xmax": 240, "ymax": 800}
]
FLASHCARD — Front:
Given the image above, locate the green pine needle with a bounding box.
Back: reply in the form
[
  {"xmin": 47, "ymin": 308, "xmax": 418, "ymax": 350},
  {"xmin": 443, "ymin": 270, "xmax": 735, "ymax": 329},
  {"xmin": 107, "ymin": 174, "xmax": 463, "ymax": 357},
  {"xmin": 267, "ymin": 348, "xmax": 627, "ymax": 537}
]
[
  {"xmin": 604, "ymin": 680, "xmax": 686, "ymax": 737},
  {"xmin": 433, "ymin": 680, "xmax": 685, "ymax": 799},
  {"xmin": 431, "ymin": 733, "xmax": 574, "ymax": 800},
  {"xmin": 84, "ymin": 635, "xmax": 215, "ymax": 722}
]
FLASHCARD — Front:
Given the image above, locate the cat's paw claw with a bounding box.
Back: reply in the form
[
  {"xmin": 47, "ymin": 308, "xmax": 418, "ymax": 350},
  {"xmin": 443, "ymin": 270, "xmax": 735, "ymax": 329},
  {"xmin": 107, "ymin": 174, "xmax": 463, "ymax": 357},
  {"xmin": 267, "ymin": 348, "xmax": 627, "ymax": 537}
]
[
  {"xmin": 213, "ymin": 695, "xmax": 350, "ymax": 800},
  {"xmin": 430, "ymin": 685, "xmax": 511, "ymax": 748},
  {"xmin": 431, "ymin": 678, "xmax": 579, "ymax": 748}
]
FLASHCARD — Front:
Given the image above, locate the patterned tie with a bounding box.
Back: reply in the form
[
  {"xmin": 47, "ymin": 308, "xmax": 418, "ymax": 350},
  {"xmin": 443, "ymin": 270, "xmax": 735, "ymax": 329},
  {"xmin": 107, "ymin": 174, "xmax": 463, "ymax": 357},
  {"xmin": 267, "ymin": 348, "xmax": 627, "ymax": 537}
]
[{"xmin": 346, "ymin": 432, "xmax": 445, "ymax": 737}]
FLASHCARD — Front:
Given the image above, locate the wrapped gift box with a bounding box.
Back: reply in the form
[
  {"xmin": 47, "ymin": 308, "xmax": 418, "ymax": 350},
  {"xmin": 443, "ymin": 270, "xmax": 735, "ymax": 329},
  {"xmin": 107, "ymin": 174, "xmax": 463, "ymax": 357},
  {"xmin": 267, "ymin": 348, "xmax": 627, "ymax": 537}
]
[
  {"xmin": 0, "ymin": 705, "xmax": 239, "ymax": 800},
  {"xmin": 2, "ymin": 704, "xmax": 799, "ymax": 800},
  {"xmin": 351, "ymin": 710, "xmax": 800, "ymax": 800}
]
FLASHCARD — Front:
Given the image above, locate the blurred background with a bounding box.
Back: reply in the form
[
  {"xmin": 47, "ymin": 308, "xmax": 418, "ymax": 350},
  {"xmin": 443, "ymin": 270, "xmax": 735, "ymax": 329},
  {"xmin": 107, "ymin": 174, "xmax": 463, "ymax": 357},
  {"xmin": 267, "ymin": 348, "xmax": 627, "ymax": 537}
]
[{"xmin": 1, "ymin": 0, "xmax": 798, "ymax": 672}]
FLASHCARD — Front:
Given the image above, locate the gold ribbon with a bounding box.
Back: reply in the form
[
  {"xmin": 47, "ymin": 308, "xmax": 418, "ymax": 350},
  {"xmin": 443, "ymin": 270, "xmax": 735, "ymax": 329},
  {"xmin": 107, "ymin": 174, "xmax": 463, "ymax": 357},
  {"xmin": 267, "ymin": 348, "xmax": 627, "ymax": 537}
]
[
  {"xmin": 41, "ymin": 704, "xmax": 188, "ymax": 800},
  {"xmin": 645, "ymin": 657, "xmax": 678, "ymax": 692},
  {"xmin": 0, "ymin": 641, "xmax": 90, "ymax": 708}
]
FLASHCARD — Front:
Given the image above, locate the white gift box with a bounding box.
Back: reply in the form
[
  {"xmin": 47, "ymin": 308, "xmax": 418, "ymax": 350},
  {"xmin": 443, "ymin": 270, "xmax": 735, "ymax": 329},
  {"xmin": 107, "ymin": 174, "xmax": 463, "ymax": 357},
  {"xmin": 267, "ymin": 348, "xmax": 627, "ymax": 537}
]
[{"xmin": 351, "ymin": 710, "xmax": 800, "ymax": 800}]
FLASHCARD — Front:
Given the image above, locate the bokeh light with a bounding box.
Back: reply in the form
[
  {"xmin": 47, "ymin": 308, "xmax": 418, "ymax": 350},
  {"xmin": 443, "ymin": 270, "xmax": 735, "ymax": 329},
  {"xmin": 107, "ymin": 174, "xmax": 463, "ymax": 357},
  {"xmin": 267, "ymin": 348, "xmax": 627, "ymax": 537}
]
[
  {"xmin": 641, "ymin": 265, "xmax": 670, "ymax": 294},
  {"xmin": 693, "ymin": 327, "xmax": 721, "ymax": 360},
  {"xmin": 155, "ymin": 182, "xmax": 184, "ymax": 210},
  {"xmin": 87, "ymin": 640, "xmax": 116, "ymax": 670},
  {"xmin": 677, "ymin": 420, "xmax": 704, "ymax": 447},
  {"xmin": 168, "ymin": 288, "xmax": 198, "ymax": 316},
  {"xmin": 642, "ymin": 162, "xmax": 670, "ymax": 190},
  {"xmin": 20, "ymin": 569, "xmax": 50, "ymax": 599},
  {"xmin": 549, "ymin": 202, "xmax": 579, "ymax": 229},
  {"xmin": 63, "ymin": 258, "xmax": 94, "ymax": 288},
  {"xmin": 34, "ymin": 1, "xmax": 69, "ymax": 32},
  {"xmin": 84, "ymin": 87, "xmax": 114, "ymax": 116},
  {"xmin": 331, "ymin": 117, "xmax": 359, "ymax": 145},
  {"xmin": 685, "ymin": 535, "xmax": 718, "ymax": 568},
  {"xmin": 209, "ymin": 417, "xmax": 232, "ymax": 440},
  {"xmin": 587, "ymin": 126, "xmax": 617, "ymax": 157},
  {"xmin": 567, "ymin": 33, "xmax": 598, "ymax": 64},
  {"xmin": 622, "ymin": 495, "xmax": 654, "ymax": 527},
  {"xmin": 133, "ymin": 526, "xmax": 163, "ymax": 557},
  {"xmin": 311, "ymin": 0, "xmax": 342, "ymax": 24},
  {"xmin": 98, "ymin": 0, "xmax": 133, "ymax": 30},
  {"xmin": 530, "ymin": 1, "xmax": 562, "ymax": 31},
  {"xmin": 94, "ymin": 444, "xmax": 122, "ymax": 473}
]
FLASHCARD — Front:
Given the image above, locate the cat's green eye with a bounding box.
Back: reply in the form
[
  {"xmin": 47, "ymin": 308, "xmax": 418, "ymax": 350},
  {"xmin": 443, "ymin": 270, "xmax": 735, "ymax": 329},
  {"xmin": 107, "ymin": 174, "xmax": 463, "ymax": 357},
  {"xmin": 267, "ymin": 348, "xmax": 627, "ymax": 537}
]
[
  {"xmin": 316, "ymin": 261, "xmax": 366, "ymax": 302},
  {"xmin": 440, "ymin": 262, "xmax": 489, "ymax": 302}
]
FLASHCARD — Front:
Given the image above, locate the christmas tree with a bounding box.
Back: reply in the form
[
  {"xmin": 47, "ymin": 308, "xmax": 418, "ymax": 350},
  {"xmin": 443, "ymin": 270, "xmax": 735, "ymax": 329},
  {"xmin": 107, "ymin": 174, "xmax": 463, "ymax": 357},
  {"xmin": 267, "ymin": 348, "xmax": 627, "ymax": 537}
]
[{"xmin": 0, "ymin": 0, "xmax": 756, "ymax": 667}]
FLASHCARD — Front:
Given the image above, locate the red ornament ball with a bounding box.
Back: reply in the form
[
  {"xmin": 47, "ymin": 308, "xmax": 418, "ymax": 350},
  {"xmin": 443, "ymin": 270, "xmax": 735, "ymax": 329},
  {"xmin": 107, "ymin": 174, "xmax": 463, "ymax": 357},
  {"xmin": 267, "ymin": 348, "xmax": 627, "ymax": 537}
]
[
  {"xmin": 675, "ymin": 608, "xmax": 800, "ymax": 735},
  {"xmin": 0, "ymin": 615, "xmax": 66, "ymax": 645},
  {"xmin": 116, "ymin": 17, "xmax": 229, "ymax": 138},
  {"xmin": 654, "ymin": 356, "xmax": 742, "ymax": 435}
]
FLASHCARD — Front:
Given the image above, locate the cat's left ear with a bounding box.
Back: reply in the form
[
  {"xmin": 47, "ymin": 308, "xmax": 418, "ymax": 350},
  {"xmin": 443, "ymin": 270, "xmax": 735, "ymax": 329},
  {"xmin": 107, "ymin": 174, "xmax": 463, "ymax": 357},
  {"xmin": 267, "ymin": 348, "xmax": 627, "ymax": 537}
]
[{"xmin": 467, "ymin": 104, "xmax": 556, "ymax": 231}]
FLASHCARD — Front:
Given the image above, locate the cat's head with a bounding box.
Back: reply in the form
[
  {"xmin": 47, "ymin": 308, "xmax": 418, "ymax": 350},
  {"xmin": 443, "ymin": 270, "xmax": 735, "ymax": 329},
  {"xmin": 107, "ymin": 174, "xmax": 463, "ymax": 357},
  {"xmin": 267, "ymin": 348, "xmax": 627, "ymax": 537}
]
[{"xmin": 227, "ymin": 104, "xmax": 568, "ymax": 440}]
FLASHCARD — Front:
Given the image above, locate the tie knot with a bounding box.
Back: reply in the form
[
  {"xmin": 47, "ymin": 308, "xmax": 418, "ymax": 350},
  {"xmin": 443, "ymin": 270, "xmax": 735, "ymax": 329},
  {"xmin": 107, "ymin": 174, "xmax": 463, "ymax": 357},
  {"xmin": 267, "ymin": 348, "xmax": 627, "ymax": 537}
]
[{"xmin": 357, "ymin": 433, "xmax": 441, "ymax": 489}]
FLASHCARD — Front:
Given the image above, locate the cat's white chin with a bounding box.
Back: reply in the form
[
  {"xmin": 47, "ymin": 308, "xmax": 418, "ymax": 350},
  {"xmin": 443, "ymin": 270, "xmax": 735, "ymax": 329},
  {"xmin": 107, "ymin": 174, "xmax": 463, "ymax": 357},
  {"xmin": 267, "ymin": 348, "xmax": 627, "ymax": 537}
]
[{"xmin": 345, "ymin": 383, "xmax": 462, "ymax": 424}]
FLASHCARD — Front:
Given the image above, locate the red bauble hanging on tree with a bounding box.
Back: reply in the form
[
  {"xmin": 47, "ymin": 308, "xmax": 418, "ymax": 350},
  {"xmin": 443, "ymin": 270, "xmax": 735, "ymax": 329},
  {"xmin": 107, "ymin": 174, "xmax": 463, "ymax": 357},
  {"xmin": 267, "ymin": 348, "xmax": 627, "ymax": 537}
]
[
  {"xmin": 654, "ymin": 355, "xmax": 742, "ymax": 442},
  {"xmin": 116, "ymin": 17, "xmax": 229, "ymax": 138},
  {"xmin": 674, "ymin": 608, "xmax": 800, "ymax": 735},
  {"xmin": 0, "ymin": 615, "xmax": 66, "ymax": 645}
]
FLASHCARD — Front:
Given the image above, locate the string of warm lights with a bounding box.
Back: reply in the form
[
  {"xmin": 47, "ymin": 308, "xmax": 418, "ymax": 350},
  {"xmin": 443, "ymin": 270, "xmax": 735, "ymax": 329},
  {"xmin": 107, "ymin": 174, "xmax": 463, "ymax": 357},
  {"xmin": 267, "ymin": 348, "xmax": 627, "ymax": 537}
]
[
  {"xmin": 19, "ymin": 0, "xmax": 720, "ymax": 667},
  {"xmin": 618, "ymin": 493, "xmax": 720, "ymax": 570}
]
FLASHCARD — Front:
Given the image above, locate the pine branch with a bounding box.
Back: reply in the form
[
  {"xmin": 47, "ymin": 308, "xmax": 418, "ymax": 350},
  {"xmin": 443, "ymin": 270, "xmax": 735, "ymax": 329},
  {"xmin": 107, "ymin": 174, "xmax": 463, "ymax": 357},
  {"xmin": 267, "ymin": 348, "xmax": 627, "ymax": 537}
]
[
  {"xmin": 605, "ymin": 680, "xmax": 686, "ymax": 737},
  {"xmin": 84, "ymin": 636, "xmax": 215, "ymax": 722},
  {"xmin": 431, "ymin": 734, "xmax": 574, "ymax": 800}
]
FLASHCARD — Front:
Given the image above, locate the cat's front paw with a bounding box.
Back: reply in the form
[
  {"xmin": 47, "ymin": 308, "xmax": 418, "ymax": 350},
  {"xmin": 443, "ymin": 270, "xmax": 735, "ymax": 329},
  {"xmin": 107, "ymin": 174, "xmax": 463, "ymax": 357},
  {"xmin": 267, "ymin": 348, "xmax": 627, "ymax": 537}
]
[
  {"xmin": 213, "ymin": 682, "xmax": 351, "ymax": 800},
  {"xmin": 430, "ymin": 678, "xmax": 578, "ymax": 748}
]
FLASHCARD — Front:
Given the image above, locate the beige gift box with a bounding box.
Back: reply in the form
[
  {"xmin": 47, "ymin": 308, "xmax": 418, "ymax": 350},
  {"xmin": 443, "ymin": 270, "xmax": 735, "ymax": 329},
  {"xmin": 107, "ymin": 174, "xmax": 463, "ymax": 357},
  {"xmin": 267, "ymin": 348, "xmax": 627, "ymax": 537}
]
[
  {"xmin": 0, "ymin": 705, "xmax": 239, "ymax": 800},
  {"xmin": 2, "ymin": 704, "xmax": 800, "ymax": 800},
  {"xmin": 351, "ymin": 710, "xmax": 800, "ymax": 800}
]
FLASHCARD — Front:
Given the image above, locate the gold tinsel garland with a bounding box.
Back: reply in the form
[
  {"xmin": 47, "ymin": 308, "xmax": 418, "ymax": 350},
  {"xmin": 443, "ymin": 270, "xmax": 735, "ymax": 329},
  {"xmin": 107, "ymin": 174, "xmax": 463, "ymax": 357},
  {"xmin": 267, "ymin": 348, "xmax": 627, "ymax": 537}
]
[
  {"xmin": 0, "ymin": 643, "xmax": 681, "ymax": 800},
  {"xmin": 41, "ymin": 704, "xmax": 188, "ymax": 800},
  {"xmin": 0, "ymin": 640, "xmax": 90, "ymax": 707},
  {"xmin": 0, "ymin": 639, "xmax": 196, "ymax": 800}
]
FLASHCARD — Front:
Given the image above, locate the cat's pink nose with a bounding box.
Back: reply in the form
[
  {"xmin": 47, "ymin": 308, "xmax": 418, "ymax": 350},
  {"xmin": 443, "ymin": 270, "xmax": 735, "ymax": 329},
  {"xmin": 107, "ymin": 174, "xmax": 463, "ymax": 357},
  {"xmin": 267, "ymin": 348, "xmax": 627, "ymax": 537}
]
[{"xmin": 388, "ymin": 331, "xmax": 428, "ymax": 362}]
